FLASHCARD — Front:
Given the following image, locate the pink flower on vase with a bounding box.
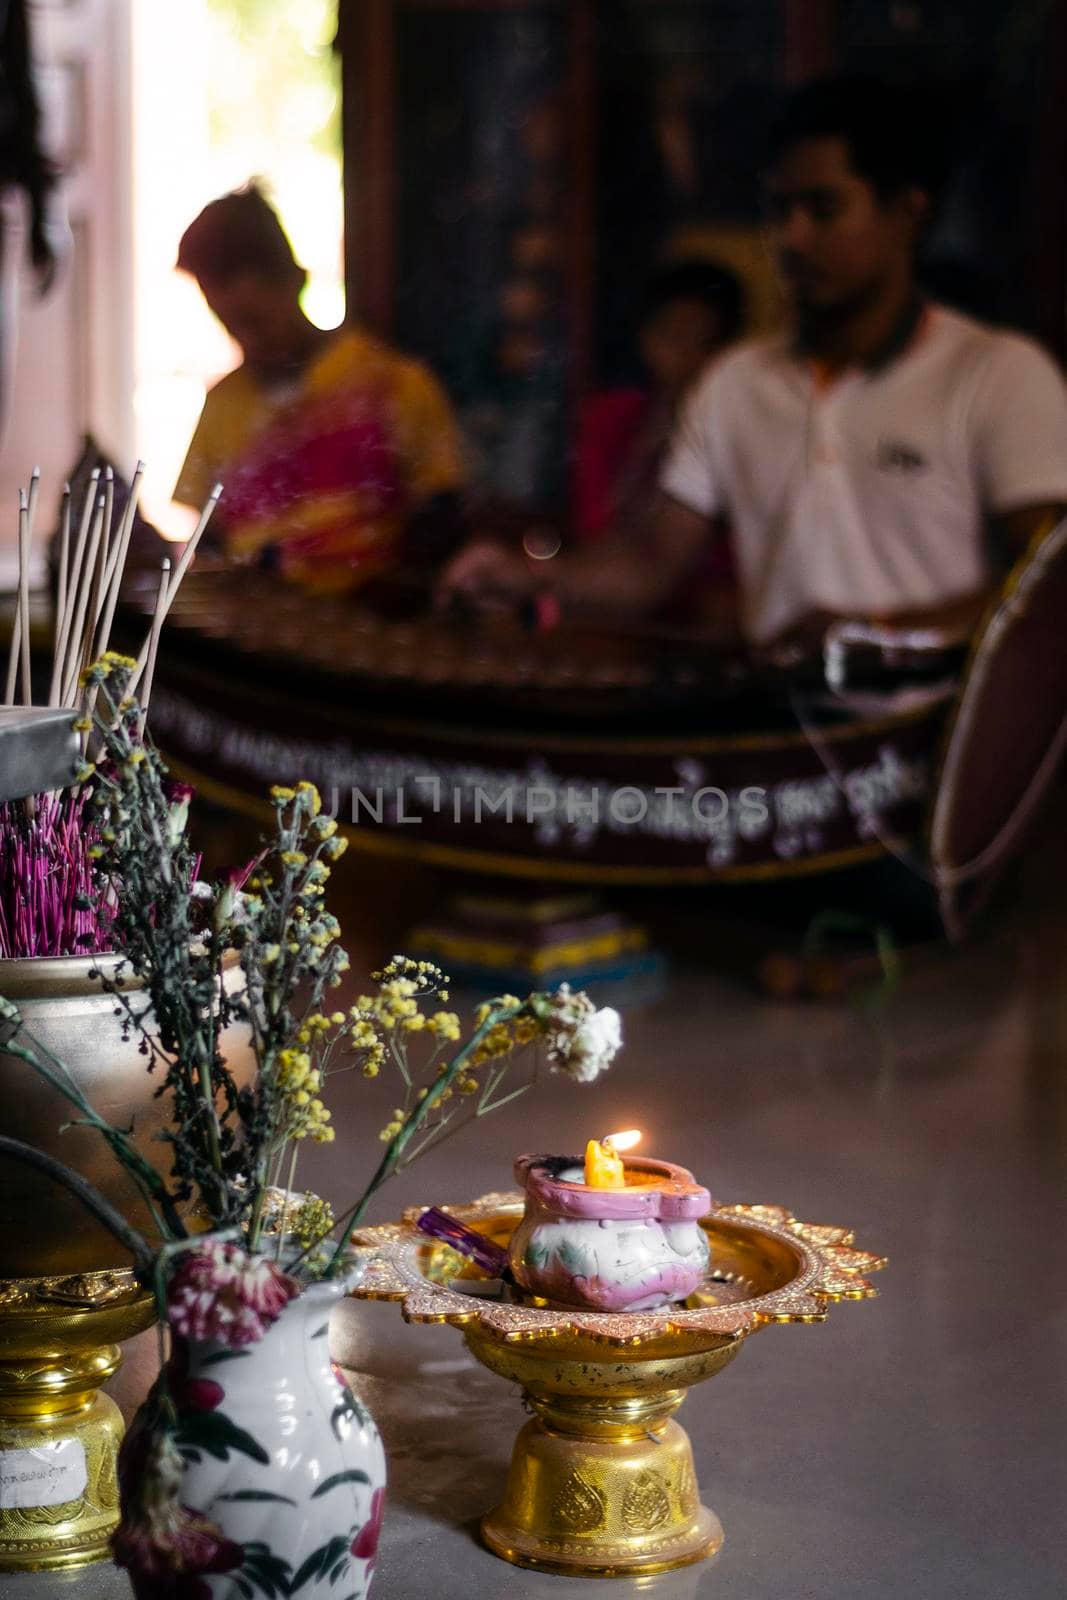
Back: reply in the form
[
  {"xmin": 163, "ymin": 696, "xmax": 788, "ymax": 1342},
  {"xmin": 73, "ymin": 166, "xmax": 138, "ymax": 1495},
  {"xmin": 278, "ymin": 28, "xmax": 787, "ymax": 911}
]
[
  {"xmin": 167, "ymin": 1242, "xmax": 298, "ymax": 1348},
  {"xmin": 351, "ymin": 1487, "xmax": 386, "ymax": 1572}
]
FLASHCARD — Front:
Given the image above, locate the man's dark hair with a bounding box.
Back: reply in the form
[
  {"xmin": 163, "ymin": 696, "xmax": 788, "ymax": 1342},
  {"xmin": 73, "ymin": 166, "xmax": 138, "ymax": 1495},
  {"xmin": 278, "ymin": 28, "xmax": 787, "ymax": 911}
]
[
  {"xmin": 642, "ymin": 259, "xmax": 746, "ymax": 344},
  {"xmin": 768, "ymin": 76, "xmax": 949, "ymax": 205},
  {"xmin": 176, "ymin": 182, "xmax": 301, "ymax": 286}
]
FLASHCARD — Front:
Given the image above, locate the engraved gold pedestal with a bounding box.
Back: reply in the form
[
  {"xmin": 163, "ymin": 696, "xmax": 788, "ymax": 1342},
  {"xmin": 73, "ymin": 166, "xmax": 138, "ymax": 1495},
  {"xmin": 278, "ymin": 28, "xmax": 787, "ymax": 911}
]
[
  {"xmin": 354, "ymin": 1196, "xmax": 886, "ymax": 1579},
  {"xmin": 468, "ymin": 1324, "xmax": 740, "ymax": 1576},
  {"xmin": 0, "ymin": 1272, "xmax": 155, "ymax": 1571}
]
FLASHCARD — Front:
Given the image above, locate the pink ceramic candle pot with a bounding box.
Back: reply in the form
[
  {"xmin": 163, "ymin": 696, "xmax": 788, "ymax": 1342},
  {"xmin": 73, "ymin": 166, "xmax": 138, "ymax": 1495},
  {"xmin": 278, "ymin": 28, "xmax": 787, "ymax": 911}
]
[{"xmin": 508, "ymin": 1153, "xmax": 712, "ymax": 1313}]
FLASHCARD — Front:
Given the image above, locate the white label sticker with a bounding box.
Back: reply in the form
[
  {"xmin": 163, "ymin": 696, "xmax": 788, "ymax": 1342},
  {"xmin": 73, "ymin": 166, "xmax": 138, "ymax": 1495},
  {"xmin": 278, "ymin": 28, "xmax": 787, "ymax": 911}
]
[{"xmin": 0, "ymin": 1441, "xmax": 88, "ymax": 1508}]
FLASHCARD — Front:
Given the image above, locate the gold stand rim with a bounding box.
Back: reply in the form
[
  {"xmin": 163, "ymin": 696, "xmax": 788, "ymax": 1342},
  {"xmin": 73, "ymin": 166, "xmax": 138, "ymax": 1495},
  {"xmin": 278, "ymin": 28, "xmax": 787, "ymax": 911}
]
[{"xmin": 480, "ymin": 1506, "xmax": 724, "ymax": 1579}]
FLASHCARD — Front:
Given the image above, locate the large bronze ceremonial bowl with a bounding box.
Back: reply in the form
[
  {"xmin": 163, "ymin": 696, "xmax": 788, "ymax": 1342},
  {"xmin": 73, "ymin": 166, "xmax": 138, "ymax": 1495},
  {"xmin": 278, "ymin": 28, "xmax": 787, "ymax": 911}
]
[
  {"xmin": 0, "ymin": 952, "xmax": 252, "ymax": 1571},
  {"xmin": 0, "ymin": 952, "xmax": 251, "ymax": 1276},
  {"xmin": 1, "ymin": 953, "xmax": 177, "ymax": 1278}
]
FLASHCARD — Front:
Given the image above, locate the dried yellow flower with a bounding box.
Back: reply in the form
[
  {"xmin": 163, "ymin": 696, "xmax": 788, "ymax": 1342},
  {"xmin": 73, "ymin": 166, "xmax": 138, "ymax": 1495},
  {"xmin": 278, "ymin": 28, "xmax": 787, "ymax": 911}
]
[{"xmin": 427, "ymin": 1011, "xmax": 461, "ymax": 1042}]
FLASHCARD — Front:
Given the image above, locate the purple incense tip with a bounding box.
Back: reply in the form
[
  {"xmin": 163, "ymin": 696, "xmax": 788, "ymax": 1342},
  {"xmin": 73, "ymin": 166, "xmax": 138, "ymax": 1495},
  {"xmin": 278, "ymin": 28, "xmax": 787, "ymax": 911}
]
[{"xmin": 415, "ymin": 1207, "xmax": 511, "ymax": 1277}]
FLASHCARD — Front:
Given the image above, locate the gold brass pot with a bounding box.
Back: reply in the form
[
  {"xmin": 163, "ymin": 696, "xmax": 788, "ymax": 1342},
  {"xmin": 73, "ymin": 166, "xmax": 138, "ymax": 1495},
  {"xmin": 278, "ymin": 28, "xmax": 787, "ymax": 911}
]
[{"xmin": 0, "ymin": 952, "xmax": 252, "ymax": 1571}]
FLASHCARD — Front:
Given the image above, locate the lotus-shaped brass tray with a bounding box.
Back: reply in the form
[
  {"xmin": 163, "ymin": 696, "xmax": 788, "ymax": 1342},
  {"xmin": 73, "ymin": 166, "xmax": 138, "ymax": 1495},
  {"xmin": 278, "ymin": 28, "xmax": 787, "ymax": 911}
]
[{"xmin": 352, "ymin": 1194, "xmax": 885, "ymax": 1578}]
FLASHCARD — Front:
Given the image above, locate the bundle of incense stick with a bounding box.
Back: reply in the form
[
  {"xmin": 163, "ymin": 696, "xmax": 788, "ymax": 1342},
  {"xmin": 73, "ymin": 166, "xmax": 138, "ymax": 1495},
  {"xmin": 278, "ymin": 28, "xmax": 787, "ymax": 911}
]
[
  {"xmin": 2, "ymin": 463, "xmax": 221, "ymax": 722},
  {"xmin": 0, "ymin": 785, "xmax": 111, "ymax": 957},
  {"xmin": 0, "ymin": 466, "xmax": 220, "ymax": 959}
]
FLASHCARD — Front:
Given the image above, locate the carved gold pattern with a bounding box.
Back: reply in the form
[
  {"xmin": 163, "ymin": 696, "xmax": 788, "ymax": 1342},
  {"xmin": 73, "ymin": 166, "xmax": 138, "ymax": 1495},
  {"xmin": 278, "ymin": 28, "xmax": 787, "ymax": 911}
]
[
  {"xmin": 621, "ymin": 1471, "xmax": 671, "ymax": 1533},
  {"xmin": 0, "ymin": 1270, "xmax": 141, "ymax": 1313},
  {"xmin": 553, "ymin": 1471, "xmax": 606, "ymax": 1533}
]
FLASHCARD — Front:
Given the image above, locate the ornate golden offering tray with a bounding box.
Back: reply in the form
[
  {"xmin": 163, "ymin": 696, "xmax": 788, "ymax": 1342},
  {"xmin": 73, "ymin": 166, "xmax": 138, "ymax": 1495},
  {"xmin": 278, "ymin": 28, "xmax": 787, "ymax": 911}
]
[{"xmin": 352, "ymin": 1194, "xmax": 885, "ymax": 1578}]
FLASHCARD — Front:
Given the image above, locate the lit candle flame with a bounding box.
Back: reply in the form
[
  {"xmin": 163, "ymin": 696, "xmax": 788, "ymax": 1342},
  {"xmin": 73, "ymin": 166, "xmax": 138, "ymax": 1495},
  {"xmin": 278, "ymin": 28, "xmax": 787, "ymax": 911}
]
[{"xmin": 603, "ymin": 1129, "xmax": 642, "ymax": 1153}]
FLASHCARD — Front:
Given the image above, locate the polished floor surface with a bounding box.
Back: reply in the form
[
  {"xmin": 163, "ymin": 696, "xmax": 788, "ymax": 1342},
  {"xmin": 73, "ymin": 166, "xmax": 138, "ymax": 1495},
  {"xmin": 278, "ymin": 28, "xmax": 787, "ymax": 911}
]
[{"xmin": 5, "ymin": 843, "xmax": 1066, "ymax": 1599}]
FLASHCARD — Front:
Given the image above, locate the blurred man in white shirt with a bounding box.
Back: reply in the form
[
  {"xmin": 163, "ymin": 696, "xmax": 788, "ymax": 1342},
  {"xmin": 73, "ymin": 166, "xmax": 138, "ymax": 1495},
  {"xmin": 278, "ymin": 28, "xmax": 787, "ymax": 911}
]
[{"xmin": 442, "ymin": 78, "xmax": 1067, "ymax": 650}]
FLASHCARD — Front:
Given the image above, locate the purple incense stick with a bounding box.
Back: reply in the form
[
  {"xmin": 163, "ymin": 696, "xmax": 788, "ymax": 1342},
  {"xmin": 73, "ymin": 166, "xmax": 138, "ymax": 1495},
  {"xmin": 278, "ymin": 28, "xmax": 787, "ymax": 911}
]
[{"xmin": 415, "ymin": 1206, "xmax": 511, "ymax": 1278}]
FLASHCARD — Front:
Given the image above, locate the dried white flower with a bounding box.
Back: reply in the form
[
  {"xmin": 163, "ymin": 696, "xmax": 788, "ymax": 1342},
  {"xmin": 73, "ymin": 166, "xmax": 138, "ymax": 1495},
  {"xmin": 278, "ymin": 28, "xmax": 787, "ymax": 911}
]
[{"xmin": 543, "ymin": 984, "xmax": 622, "ymax": 1083}]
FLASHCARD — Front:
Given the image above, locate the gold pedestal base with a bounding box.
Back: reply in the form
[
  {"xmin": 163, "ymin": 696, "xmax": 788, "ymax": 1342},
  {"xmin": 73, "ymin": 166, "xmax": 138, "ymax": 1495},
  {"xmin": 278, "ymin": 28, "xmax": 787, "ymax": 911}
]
[
  {"xmin": 466, "ymin": 1325, "xmax": 741, "ymax": 1578},
  {"xmin": 0, "ymin": 1271, "xmax": 156, "ymax": 1572},
  {"xmin": 0, "ymin": 1369, "xmax": 125, "ymax": 1571},
  {"xmin": 481, "ymin": 1412, "xmax": 723, "ymax": 1578}
]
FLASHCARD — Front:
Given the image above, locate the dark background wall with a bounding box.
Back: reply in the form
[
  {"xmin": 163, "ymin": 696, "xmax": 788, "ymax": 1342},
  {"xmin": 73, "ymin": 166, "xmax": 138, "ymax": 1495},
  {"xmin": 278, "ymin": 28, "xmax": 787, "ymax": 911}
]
[{"xmin": 338, "ymin": 0, "xmax": 1067, "ymax": 509}]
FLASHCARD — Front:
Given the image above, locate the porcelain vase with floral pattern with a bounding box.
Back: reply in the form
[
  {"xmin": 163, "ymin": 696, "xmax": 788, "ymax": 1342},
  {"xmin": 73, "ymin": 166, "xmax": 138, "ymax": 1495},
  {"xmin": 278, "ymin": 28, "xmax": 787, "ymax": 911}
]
[{"xmin": 114, "ymin": 1277, "xmax": 386, "ymax": 1599}]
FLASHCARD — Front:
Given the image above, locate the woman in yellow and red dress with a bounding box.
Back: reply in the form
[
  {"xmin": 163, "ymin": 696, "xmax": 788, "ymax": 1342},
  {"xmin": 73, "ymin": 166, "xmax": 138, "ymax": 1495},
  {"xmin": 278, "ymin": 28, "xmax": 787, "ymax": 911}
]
[{"xmin": 174, "ymin": 184, "xmax": 465, "ymax": 594}]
